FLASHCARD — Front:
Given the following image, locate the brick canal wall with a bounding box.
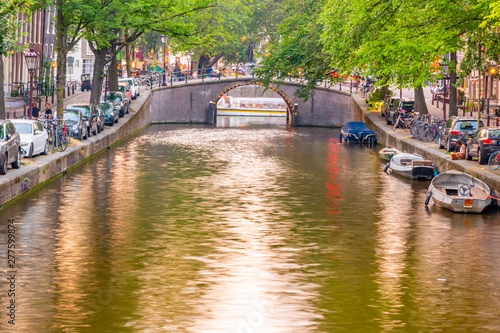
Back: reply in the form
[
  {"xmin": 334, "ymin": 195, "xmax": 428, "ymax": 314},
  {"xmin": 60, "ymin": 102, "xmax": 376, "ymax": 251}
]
[
  {"xmin": 0, "ymin": 92, "xmax": 152, "ymax": 208},
  {"xmin": 351, "ymin": 93, "xmax": 500, "ymax": 195}
]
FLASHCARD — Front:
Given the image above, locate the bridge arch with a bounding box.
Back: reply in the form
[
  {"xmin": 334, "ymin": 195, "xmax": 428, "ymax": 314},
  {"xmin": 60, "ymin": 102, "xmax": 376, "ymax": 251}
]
[{"xmin": 213, "ymin": 81, "xmax": 295, "ymax": 121}]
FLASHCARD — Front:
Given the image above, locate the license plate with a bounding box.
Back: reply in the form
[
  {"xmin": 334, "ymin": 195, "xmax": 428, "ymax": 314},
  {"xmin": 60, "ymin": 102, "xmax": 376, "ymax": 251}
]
[{"xmin": 464, "ymin": 199, "xmax": 473, "ymax": 208}]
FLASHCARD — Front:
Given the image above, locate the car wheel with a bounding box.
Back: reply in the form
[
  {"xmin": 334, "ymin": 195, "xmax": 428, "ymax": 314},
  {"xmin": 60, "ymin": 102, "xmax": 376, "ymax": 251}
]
[
  {"xmin": 88, "ymin": 127, "xmax": 92, "ymax": 138},
  {"xmin": 93, "ymin": 125, "xmax": 97, "ymax": 135},
  {"xmin": 42, "ymin": 140, "xmax": 49, "ymax": 155},
  {"xmin": 446, "ymin": 139, "xmax": 452, "ymax": 152},
  {"xmin": 0, "ymin": 154, "xmax": 7, "ymax": 175},
  {"xmin": 28, "ymin": 143, "xmax": 33, "ymax": 158},
  {"xmin": 115, "ymin": 117, "xmax": 119, "ymax": 123},
  {"xmin": 12, "ymin": 150, "xmax": 21, "ymax": 169},
  {"xmin": 466, "ymin": 146, "xmax": 472, "ymax": 160},
  {"xmin": 126, "ymin": 107, "xmax": 129, "ymax": 114},
  {"xmin": 478, "ymin": 148, "xmax": 487, "ymax": 165},
  {"xmin": 97, "ymin": 124, "xmax": 101, "ymax": 134}
]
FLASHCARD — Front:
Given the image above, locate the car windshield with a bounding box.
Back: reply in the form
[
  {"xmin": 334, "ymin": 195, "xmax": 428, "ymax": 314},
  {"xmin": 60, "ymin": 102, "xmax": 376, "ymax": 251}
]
[
  {"xmin": 67, "ymin": 106, "xmax": 90, "ymax": 117},
  {"xmin": 489, "ymin": 129, "xmax": 500, "ymax": 139},
  {"xmin": 401, "ymin": 102, "xmax": 414, "ymax": 109},
  {"xmin": 118, "ymin": 86, "xmax": 125, "ymax": 92},
  {"xmin": 13, "ymin": 123, "xmax": 32, "ymax": 134},
  {"xmin": 455, "ymin": 121, "xmax": 479, "ymax": 130},
  {"xmin": 102, "ymin": 94, "xmax": 122, "ymax": 102},
  {"xmin": 63, "ymin": 111, "xmax": 80, "ymax": 122},
  {"xmin": 100, "ymin": 103, "xmax": 113, "ymax": 115}
]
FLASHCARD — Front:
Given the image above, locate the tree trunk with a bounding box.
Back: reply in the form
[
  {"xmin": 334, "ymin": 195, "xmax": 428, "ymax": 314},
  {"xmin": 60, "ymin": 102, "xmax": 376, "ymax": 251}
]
[
  {"xmin": 198, "ymin": 52, "xmax": 224, "ymax": 71},
  {"xmin": 0, "ymin": 55, "xmax": 5, "ymax": 120},
  {"xmin": 109, "ymin": 52, "xmax": 119, "ymax": 91},
  {"xmin": 478, "ymin": 46, "xmax": 482, "ymax": 126},
  {"xmin": 90, "ymin": 48, "xmax": 107, "ymax": 105},
  {"xmin": 56, "ymin": 1, "xmax": 67, "ymax": 118},
  {"xmin": 125, "ymin": 40, "xmax": 131, "ymax": 78},
  {"xmin": 414, "ymin": 87, "xmax": 428, "ymax": 115},
  {"xmin": 449, "ymin": 51, "xmax": 457, "ymax": 117}
]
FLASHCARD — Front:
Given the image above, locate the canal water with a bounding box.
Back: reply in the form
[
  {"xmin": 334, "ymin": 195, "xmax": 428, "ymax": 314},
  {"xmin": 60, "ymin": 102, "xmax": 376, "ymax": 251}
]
[{"xmin": 1, "ymin": 118, "xmax": 500, "ymax": 332}]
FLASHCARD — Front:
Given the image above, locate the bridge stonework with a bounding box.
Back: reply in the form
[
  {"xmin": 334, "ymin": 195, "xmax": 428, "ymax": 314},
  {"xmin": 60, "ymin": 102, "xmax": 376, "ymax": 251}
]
[{"xmin": 150, "ymin": 78, "xmax": 355, "ymax": 127}]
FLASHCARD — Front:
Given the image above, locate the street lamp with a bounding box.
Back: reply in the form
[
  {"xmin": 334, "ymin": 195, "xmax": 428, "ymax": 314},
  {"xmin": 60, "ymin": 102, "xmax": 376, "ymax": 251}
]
[
  {"xmin": 24, "ymin": 49, "xmax": 38, "ymax": 119},
  {"xmin": 162, "ymin": 36, "xmax": 167, "ymax": 86},
  {"xmin": 104, "ymin": 64, "xmax": 109, "ymax": 102}
]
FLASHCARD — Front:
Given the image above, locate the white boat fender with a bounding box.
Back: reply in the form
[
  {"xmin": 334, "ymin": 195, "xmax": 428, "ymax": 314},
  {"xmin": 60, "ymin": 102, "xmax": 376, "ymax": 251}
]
[
  {"xmin": 383, "ymin": 162, "xmax": 391, "ymax": 173},
  {"xmin": 425, "ymin": 191, "xmax": 432, "ymax": 206}
]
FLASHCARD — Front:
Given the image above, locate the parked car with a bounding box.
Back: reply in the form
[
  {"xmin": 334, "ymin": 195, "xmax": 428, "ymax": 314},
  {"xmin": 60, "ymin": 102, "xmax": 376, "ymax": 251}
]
[
  {"xmin": 118, "ymin": 82, "xmax": 132, "ymax": 102},
  {"xmin": 119, "ymin": 78, "xmax": 140, "ymax": 100},
  {"xmin": 0, "ymin": 120, "xmax": 21, "ymax": 175},
  {"xmin": 63, "ymin": 109, "xmax": 87, "ymax": 140},
  {"xmin": 101, "ymin": 92, "xmax": 129, "ymax": 117},
  {"xmin": 95, "ymin": 105, "xmax": 105, "ymax": 133},
  {"xmin": 100, "ymin": 102, "xmax": 119, "ymax": 126},
  {"xmin": 465, "ymin": 127, "xmax": 500, "ymax": 164},
  {"xmin": 438, "ymin": 117, "xmax": 484, "ymax": 152},
  {"xmin": 383, "ymin": 97, "xmax": 400, "ymax": 124},
  {"xmin": 11, "ymin": 119, "xmax": 49, "ymax": 157},
  {"xmin": 81, "ymin": 74, "xmax": 92, "ymax": 91},
  {"xmin": 66, "ymin": 104, "xmax": 99, "ymax": 137}
]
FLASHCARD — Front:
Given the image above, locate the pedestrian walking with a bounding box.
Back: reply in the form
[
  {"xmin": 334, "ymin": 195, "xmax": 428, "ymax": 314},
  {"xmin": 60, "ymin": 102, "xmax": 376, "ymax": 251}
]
[
  {"xmin": 31, "ymin": 101, "xmax": 40, "ymax": 118},
  {"xmin": 44, "ymin": 102, "xmax": 53, "ymax": 119}
]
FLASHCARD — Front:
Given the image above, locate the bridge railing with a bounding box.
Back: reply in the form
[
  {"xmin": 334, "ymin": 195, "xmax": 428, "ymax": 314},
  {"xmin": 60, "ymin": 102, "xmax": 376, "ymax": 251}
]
[{"xmin": 143, "ymin": 67, "xmax": 357, "ymax": 95}]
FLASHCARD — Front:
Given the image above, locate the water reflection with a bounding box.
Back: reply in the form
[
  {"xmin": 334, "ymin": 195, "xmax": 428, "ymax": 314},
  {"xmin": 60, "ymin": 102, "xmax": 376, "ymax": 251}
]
[{"xmin": 1, "ymin": 124, "xmax": 500, "ymax": 332}]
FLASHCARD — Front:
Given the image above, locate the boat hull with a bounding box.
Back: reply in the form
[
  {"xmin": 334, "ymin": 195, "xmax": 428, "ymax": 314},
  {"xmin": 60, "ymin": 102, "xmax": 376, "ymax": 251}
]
[
  {"xmin": 378, "ymin": 147, "xmax": 401, "ymax": 161},
  {"xmin": 428, "ymin": 171, "xmax": 492, "ymax": 213},
  {"xmin": 217, "ymin": 108, "xmax": 286, "ymax": 117},
  {"xmin": 388, "ymin": 153, "xmax": 435, "ymax": 180}
]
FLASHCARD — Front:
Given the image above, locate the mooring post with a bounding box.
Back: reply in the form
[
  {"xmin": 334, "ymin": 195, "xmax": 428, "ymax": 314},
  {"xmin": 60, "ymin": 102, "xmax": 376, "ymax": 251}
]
[
  {"xmin": 293, "ymin": 103, "xmax": 299, "ymax": 126},
  {"xmin": 208, "ymin": 101, "xmax": 215, "ymax": 124}
]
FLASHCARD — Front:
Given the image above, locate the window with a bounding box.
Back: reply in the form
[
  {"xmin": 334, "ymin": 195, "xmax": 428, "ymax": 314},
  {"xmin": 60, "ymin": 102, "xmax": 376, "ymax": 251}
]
[{"xmin": 82, "ymin": 59, "xmax": 93, "ymax": 74}]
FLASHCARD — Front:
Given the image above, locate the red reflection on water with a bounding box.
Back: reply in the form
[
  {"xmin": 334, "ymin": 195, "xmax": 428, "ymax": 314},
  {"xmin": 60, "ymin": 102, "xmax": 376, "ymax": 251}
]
[{"xmin": 325, "ymin": 138, "xmax": 342, "ymax": 257}]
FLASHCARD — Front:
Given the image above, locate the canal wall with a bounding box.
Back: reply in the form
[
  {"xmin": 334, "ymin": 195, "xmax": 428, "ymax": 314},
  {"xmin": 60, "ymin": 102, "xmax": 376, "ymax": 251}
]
[
  {"xmin": 351, "ymin": 94, "xmax": 500, "ymax": 195},
  {"xmin": 0, "ymin": 92, "xmax": 152, "ymax": 209}
]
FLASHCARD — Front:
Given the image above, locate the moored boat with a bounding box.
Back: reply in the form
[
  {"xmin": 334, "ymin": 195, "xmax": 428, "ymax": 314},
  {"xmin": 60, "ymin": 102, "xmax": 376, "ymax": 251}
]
[
  {"xmin": 386, "ymin": 153, "xmax": 435, "ymax": 180},
  {"xmin": 425, "ymin": 170, "xmax": 493, "ymax": 213},
  {"xmin": 340, "ymin": 121, "xmax": 377, "ymax": 144},
  {"xmin": 379, "ymin": 146, "xmax": 402, "ymax": 161}
]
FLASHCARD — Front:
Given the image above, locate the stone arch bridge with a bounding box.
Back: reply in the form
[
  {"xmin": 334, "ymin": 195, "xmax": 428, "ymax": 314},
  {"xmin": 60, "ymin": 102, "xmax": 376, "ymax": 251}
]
[{"xmin": 150, "ymin": 78, "xmax": 356, "ymax": 127}]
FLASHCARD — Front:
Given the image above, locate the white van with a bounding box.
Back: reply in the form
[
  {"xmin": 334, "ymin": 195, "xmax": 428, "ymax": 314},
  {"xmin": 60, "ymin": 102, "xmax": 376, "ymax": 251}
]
[{"xmin": 118, "ymin": 78, "xmax": 140, "ymax": 100}]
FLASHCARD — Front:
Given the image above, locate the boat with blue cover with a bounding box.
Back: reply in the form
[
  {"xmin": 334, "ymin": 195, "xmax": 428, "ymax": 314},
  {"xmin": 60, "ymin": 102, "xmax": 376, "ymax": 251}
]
[{"xmin": 340, "ymin": 122, "xmax": 377, "ymax": 144}]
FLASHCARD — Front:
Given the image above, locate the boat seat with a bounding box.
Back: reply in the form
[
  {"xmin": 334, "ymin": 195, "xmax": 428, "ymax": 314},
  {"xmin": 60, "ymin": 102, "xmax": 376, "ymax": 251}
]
[
  {"xmin": 471, "ymin": 187, "xmax": 487, "ymax": 198},
  {"xmin": 412, "ymin": 160, "xmax": 433, "ymax": 167},
  {"xmin": 400, "ymin": 159, "xmax": 413, "ymax": 166}
]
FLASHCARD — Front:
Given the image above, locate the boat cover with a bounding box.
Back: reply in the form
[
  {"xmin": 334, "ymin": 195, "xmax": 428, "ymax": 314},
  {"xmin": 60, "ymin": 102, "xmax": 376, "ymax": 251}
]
[{"xmin": 342, "ymin": 122, "xmax": 374, "ymax": 135}]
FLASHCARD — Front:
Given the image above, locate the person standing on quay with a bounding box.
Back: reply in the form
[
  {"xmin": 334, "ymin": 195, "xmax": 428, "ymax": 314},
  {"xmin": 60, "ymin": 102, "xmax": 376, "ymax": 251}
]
[{"xmin": 45, "ymin": 102, "xmax": 53, "ymax": 119}]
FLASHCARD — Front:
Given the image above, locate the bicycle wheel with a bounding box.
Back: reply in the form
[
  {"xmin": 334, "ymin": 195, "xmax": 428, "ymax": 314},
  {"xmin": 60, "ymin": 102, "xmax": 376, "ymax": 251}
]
[
  {"xmin": 410, "ymin": 124, "xmax": 416, "ymax": 136},
  {"xmin": 57, "ymin": 133, "xmax": 68, "ymax": 152},
  {"xmin": 488, "ymin": 152, "xmax": 500, "ymax": 170},
  {"xmin": 435, "ymin": 132, "xmax": 441, "ymax": 144},
  {"xmin": 423, "ymin": 128, "xmax": 435, "ymax": 142}
]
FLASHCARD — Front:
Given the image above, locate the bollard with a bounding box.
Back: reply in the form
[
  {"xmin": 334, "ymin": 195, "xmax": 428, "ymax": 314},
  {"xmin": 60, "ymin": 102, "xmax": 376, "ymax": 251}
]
[
  {"xmin": 497, "ymin": 118, "xmax": 499, "ymax": 126},
  {"xmin": 63, "ymin": 87, "xmax": 66, "ymax": 98},
  {"xmin": 488, "ymin": 115, "xmax": 490, "ymax": 127},
  {"xmin": 72, "ymin": 85, "xmax": 75, "ymax": 94},
  {"xmin": 339, "ymin": 82, "xmax": 341, "ymax": 91},
  {"xmin": 52, "ymin": 91, "xmax": 54, "ymax": 104},
  {"xmin": 67, "ymin": 86, "xmax": 70, "ymax": 96},
  {"xmin": 432, "ymin": 93, "xmax": 434, "ymax": 105},
  {"xmin": 46, "ymin": 94, "xmax": 48, "ymax": 104},
  {"xmin": 23, "ymin": 104, "xmax": 26, "ymax": 117}
]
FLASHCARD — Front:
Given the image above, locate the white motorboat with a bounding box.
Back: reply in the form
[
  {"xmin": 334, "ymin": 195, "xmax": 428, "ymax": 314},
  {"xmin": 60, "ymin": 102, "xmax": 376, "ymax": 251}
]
[
  {"xmin": 216, "ymin": 96, "xmax": 287, "ymax": 117},
  {"xmin": 385, "ymin": 153, "xmax": 435, "ymax": 180},
  {"xmin": 378, "ymin": 146, "xmax": 402, "ymax": 161},
  {"xmin": 425, "ymin": 170, "xmax": 493, "ymax": 213}
]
